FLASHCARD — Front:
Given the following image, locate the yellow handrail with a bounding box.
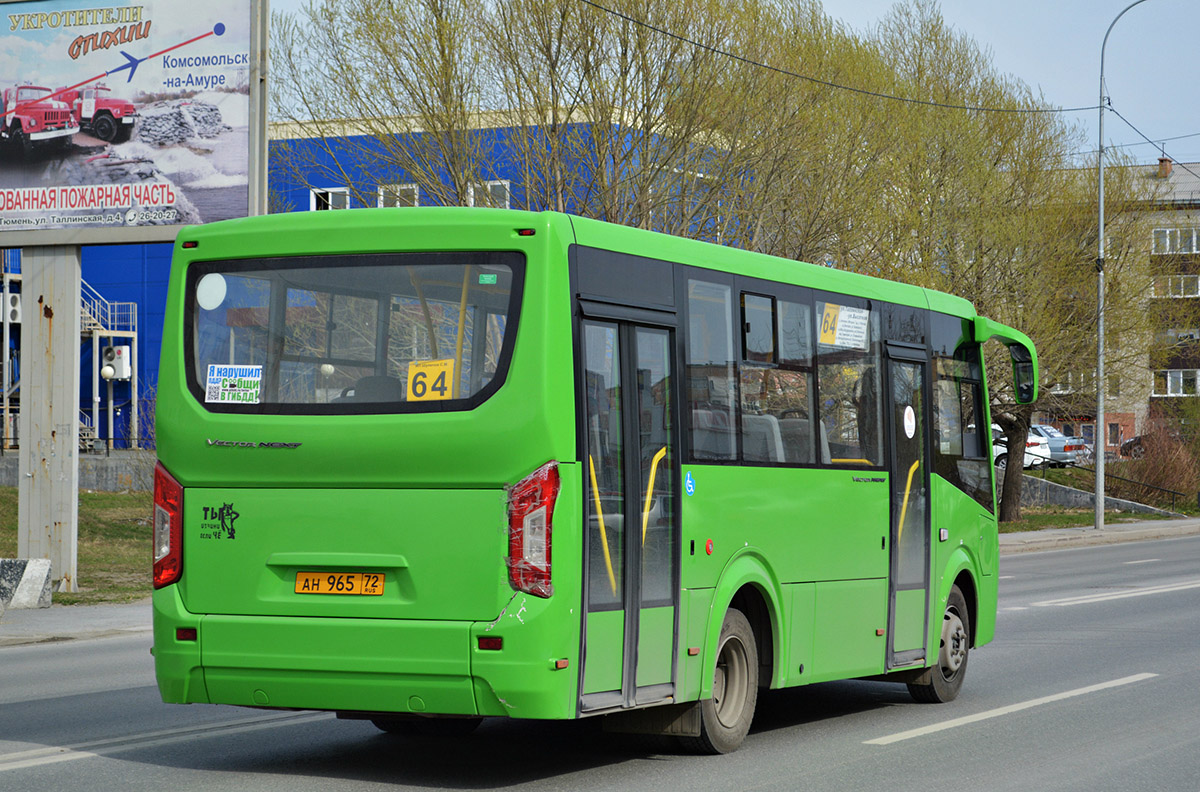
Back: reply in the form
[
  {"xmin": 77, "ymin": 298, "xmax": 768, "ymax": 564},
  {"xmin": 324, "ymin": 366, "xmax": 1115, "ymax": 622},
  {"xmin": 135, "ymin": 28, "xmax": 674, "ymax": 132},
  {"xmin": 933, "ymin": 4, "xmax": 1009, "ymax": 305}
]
[
  {"xmin": 642, "ymin": 446, "xmax": 667, "ymax": 545},
  {"xmin": 896, "ymin": 460, "xmax": 921, "ymax": 541},
  {"xmin": 588, "ymin": 455, "xmax": 618, "ymax": 595}
]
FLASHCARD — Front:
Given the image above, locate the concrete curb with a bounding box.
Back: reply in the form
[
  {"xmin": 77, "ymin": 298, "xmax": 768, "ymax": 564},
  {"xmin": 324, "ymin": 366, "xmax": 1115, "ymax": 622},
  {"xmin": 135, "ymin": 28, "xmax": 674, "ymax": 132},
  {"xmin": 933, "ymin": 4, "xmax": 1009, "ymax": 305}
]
[
  {"xmin": 0, "ymin": 559, "xmax": 54, "ymax": 616},
  {"xmin": 0, "ymin": 598, "xmax": 151, "ymax": 648},
  {"xmin": 999, "ymin": 518, "xmax": 1200, "ymax": 554},
  {"xmin": 1, "ymin": 522, "xmax": 1199, "ymax": 649}
]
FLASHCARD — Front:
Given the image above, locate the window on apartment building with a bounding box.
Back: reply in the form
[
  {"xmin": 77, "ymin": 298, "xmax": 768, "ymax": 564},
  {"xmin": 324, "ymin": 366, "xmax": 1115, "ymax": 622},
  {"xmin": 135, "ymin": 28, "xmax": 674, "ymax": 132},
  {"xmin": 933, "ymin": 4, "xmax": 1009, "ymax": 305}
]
[
  {"xmin": 1153, "ymin": 369, "xmax": 1199, "ymax": 396},
  {"xmin": 312, "ymin": 188, "xmax": 349, "ymax": 211},
  {"xmin": 379, "ymin": 184, "xmax": 419, "ymax": 208},
  {"xmin": 1108, "ymin": 423, "xmax": 1121, "ymax": 447},
  {"xmin": 469, "ymin": 180, "xmax": 510, "ymax": 209},
  {"xmin": 1153, "ymin": 227, "xmax": 1200, "ymax": 255},
  {"xmin": 1162, "ymin": 328, "xmax": 1200, "ymax": 346},
  {"xmin": 1154, "ymin": 275, "xmax": 1200, "ymax": 298}
]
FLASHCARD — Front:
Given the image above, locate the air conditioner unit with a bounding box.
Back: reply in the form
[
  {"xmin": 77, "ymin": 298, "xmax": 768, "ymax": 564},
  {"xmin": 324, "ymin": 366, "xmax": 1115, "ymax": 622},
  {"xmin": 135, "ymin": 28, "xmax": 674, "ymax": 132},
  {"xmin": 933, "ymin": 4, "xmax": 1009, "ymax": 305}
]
[
  {"xmin": 102, "ymin": 345, "xmax": 131, "ymax": 380},
  {"xmin": 6, "ymin": 294, "xmax": 18, "ymax": 324}
]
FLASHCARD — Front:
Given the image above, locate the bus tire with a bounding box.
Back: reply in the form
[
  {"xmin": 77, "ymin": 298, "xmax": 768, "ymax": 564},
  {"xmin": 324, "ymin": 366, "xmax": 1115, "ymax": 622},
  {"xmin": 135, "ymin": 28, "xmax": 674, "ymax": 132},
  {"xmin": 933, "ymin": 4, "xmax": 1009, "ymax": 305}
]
[
  {"xmin": 682, "ymin": 607, "xmax": 758, "ymax": 754},
  {"xmin": 370, "ymin": 716, "xmax": 482, "ymax": 736},
  {"xmin": 908, "ymin": 584, "xmax": 969, "ymax": 704}
]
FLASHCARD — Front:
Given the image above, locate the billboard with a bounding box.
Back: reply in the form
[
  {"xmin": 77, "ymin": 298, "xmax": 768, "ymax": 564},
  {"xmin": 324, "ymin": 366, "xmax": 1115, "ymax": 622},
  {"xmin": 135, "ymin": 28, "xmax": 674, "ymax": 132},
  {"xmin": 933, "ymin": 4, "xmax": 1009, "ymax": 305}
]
[{"xmin": 0, "ymin": 0, "xmax": 258, "ymax": 242}]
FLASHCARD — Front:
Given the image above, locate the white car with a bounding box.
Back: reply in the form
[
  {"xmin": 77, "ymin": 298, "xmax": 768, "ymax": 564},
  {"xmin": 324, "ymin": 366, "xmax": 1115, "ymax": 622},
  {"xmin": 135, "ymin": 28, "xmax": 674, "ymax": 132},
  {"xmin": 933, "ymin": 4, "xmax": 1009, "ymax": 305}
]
[{"xmin": 991, "ymin": 425, "xmax": 1051, "ymax": 470}]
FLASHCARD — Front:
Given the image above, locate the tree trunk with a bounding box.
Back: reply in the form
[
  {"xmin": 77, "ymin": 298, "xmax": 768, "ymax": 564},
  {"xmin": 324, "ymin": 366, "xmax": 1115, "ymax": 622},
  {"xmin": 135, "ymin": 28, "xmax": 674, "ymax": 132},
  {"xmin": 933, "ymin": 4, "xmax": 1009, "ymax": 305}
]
[{"xmin": 996, "ymin": 414, "xmax": 1032, "ymax": 522}]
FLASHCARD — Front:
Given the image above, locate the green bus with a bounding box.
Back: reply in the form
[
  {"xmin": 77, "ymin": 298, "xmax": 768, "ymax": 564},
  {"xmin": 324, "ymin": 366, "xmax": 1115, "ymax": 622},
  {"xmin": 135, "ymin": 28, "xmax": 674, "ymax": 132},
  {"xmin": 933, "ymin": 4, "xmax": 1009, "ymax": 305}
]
[{"xmin": 152, "ymin": 207, "xmax": 1037, "ymax": 753}]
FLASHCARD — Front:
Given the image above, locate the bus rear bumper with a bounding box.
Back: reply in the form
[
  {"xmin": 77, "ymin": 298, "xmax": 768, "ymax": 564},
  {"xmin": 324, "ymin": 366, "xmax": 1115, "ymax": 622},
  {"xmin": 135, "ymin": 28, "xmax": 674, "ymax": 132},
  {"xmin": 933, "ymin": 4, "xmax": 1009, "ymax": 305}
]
[
  {"xmin": 152, "ymin": 587, "xmax": 577, "ymax": 719},
  {"xmin": 153, "ymin": 587, "xmax": 475, "ymax": 714}
]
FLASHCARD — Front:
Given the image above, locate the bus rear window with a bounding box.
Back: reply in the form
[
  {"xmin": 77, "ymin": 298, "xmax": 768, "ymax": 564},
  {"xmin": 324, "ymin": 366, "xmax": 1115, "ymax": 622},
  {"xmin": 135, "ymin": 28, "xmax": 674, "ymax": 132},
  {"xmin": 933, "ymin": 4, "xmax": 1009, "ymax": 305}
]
[{"xmin": 186, "ymin": 252, "xmax": 523, "ymax": 413}]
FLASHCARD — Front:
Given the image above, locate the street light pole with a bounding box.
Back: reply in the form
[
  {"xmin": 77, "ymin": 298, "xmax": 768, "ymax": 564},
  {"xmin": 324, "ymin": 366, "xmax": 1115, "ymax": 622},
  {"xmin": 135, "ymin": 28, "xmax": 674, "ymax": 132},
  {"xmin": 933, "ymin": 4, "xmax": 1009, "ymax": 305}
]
[{"xmin": 1097, "ymin": 0, "xmax": 1150, "ymax": 531}]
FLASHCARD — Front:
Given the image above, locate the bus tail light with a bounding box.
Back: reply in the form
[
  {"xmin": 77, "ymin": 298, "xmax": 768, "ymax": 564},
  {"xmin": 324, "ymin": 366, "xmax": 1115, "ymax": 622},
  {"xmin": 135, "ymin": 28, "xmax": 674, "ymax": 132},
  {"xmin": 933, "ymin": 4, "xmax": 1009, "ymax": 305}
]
[
  {"xmin": 506, "ymin": 461, "xmax": 559, "ymax": 598},
  {"xmin": 153, "ymin": 462, "xmax": 184, "ymax": 589}
]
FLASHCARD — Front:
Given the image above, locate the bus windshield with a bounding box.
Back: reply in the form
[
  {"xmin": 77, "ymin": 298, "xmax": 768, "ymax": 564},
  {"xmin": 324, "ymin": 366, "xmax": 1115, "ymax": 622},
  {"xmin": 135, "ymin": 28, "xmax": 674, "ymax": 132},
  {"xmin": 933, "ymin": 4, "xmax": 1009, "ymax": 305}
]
[{"xmin": 187, "ymin": 251, "xmax": 523, "ymax": 412}]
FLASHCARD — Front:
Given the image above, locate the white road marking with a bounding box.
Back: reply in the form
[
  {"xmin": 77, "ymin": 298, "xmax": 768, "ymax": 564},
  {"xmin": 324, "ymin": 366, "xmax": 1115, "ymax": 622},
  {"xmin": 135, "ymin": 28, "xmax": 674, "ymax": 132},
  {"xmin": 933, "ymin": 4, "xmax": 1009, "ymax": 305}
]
[
  {"xmin": 1032, "ymin": 580, "xmax": 1200, "ymax": 607},
  {"xmin": 0, "ymin": 711, "xmax": 333, "ymax": 772},
  {"xmin": 1001, "ymin": 606, "xmax": 1029, "ymax": 611},
  {"xmin": 998, "ymin": 575, "xmax": 1015, "ymax": 580},
  {"xmin": 865, "ymin": 673, "xmax": 1158, "ymax": 746},
  {"xmin": 1123, "ymin": 559, "xmax": 1160, "ymax": 565}
]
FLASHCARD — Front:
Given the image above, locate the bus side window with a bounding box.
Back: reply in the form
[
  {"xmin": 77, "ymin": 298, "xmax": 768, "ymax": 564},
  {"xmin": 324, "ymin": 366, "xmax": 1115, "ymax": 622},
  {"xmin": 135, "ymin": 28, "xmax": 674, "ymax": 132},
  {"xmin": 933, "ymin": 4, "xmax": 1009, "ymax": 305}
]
[
  {"xmin": 815, "ymin": 300, "xmax": 883, "ymax": 467},
  {"xmin": 932, "ymin": 341, "xmax": 991, "ymax": 510},
  {"xmin": 687, "ymin": 279, "xmax": 736, "ymax": 461},
  {"xmin": 738, "ymin": 293, "xmax": 816, "ymax": 465}
]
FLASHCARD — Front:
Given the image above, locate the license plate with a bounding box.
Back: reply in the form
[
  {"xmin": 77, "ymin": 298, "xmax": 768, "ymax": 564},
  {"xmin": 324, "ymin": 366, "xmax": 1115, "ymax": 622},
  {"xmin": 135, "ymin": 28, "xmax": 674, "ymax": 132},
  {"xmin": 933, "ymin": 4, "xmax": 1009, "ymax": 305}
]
[{"xmin": 295, "ymin": 571, "xmax": 385, "ymax": 596}]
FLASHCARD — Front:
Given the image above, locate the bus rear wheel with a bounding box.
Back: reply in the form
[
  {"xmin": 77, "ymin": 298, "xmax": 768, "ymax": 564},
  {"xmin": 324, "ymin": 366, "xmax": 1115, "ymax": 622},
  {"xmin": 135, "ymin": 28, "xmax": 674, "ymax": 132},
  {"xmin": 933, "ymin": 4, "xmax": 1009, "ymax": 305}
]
[
  {"xmin": 908, "ymin": 584, "xmax": 969, "ymax": 703},
  {"xmin": 682, "ymin": 607, "xmax": 758, "ymax": 754}
]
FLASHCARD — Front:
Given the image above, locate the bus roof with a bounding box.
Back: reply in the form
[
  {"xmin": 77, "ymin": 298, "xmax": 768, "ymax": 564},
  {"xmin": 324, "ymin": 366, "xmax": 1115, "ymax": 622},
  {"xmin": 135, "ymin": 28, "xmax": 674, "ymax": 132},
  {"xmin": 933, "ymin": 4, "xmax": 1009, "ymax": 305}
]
[
  {"xmin": 565, "ymin": 213, "xmax": 976, "ymax": 320},
  {"xmin": 177, "ymin": 207, "xmax": 978, "ymax": 321}
]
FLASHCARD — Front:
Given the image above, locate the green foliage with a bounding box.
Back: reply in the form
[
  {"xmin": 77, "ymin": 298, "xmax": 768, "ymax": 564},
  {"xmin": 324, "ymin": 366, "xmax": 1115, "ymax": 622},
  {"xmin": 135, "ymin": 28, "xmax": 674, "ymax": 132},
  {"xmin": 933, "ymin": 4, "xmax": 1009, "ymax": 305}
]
[{"xmin": 271, "ymin": 0, "xmax": 1158, "ymax": 520}]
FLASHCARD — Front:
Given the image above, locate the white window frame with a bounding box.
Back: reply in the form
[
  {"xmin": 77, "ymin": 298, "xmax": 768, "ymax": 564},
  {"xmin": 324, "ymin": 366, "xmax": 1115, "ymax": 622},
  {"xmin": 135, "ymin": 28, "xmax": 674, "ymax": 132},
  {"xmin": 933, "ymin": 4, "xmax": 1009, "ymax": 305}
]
[
  {"xmin": 378, "ymin": 183, "xmax": 419, "ymax": 208},
  {"xmin": 1152, "ymin": 227, "xmax": 1200, "ymax": 255},
  {"xmin": 1154, "ymin": 274, "xmax": 1200, "ymax": 298},
  {"xmin": 1153, "ymin": 369, "xmax": 1200, "ymax": 396},
  {"xmin": 468, "ymin": 180, "xmax": 510, "ymax": 209},
  {"xmin": 310, "ymin": 187, "xmax": 350, "ymax": 211},
  {"xmin": 1164, "ymin": 328, "xmax": 1200, "ymax": 344}
]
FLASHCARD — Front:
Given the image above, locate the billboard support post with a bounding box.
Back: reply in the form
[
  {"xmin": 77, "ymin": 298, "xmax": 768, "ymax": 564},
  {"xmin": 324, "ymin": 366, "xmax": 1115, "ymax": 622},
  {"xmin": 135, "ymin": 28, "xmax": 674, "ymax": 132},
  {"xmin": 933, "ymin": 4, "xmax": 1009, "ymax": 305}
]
[
  {"xmin": 4, "ymin": 0, "xmax": 267, "ymax": 596},
  {"xmin": 17, "ymin": 245, "xmax": 82, "ymax": 593},
  {"xmin": 249, "ymin": 0, "xmax": 269, "ymax": 216}
]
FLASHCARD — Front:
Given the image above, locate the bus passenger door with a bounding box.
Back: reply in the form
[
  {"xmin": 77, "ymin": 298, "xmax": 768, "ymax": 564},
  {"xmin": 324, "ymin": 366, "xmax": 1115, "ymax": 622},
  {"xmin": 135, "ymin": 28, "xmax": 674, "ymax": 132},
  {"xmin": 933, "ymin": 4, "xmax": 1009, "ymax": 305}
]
[
  {"xmin": 580, "ymin": 319, "xmax": 679, "ymax": 712},
  {"xmin": 886, "ymin": 350, "xmax": 930, "ymax": 669}
]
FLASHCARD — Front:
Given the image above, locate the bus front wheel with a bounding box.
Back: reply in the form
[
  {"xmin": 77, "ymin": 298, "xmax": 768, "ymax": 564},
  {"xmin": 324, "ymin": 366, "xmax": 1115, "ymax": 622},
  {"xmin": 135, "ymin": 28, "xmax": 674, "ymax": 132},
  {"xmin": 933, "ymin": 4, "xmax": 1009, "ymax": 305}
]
[
  {"xmin": 682, "ymin": 607, "xmax": 758, "ymax": 754},
  {"xmin": 908, "ymin": 584, "xmax": 969, "ymax": 704}
]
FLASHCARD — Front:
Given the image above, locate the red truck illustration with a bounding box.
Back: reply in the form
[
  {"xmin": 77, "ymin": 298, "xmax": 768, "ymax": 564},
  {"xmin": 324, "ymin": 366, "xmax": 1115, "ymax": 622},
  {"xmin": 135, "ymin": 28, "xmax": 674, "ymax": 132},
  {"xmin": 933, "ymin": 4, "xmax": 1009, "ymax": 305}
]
[
  {"xmin": 58, "ymin": 83, "xmax": 137, "ymax": 143},
  {"xmin": 1, "ymin": 84, "xmax": 78, "ymax": 155}
]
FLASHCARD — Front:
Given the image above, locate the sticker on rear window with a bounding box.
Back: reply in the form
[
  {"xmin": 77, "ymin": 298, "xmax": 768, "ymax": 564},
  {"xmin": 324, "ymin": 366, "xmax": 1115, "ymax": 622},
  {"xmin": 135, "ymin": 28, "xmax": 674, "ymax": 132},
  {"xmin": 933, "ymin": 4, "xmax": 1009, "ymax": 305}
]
[{"xmin": 206, "ymin": 365, "xmax": 263, "ymax": 404}]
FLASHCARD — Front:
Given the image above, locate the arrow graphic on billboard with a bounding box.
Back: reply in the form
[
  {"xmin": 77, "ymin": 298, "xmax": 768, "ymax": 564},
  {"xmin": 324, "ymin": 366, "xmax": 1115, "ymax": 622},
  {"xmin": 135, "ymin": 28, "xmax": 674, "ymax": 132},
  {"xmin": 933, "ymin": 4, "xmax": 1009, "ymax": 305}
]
[{"xmin": 6, "ymin": 24, "xmax": 227, "ymax": 121}]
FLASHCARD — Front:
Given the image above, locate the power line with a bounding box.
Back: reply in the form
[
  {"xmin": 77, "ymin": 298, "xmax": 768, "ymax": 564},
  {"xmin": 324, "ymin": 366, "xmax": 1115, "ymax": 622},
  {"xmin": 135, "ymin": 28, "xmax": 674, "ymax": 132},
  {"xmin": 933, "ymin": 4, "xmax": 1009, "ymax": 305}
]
[
  {"xmin": 1069, "ymin": 131, "xmax": 1200, "ymax": 161},
  {"xmin": 578, "ymin": 0, "xmax": 1100, "ymax": 115},
  {"xmin": 1108, "ymin": 106, "xmax": 1200, "ymax": 182}
]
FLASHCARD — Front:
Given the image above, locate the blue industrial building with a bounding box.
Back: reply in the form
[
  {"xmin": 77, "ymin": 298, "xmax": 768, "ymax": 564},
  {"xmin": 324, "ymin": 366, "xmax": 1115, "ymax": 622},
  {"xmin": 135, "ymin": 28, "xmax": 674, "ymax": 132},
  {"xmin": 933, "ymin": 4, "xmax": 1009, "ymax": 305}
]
[{"xmin": 2, "ymin": 125, "xmax": 538, "ymax": 448}]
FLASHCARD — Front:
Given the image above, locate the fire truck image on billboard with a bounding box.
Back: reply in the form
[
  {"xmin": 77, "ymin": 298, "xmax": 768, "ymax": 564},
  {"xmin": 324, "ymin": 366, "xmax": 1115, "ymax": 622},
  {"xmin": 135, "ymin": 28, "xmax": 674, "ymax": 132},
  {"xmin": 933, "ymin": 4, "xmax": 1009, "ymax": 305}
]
[
  {"xmin": 57, "ymin": 84, "xmax": 137, "ymax": 143},
  {"xmin": 1, "ymin": 84, "xmax": 79, "ymax": 156}
]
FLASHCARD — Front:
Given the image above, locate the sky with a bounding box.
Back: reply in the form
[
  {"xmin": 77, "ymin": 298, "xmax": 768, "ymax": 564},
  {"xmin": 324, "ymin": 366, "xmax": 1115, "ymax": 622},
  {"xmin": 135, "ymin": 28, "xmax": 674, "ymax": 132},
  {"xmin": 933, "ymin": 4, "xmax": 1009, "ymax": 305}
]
[
  {"xmin": 820, "ymin": 0, "xmax": 1200, "ymax": 165},
  {"xmin": 268, "ymin": 0, "xmax": 1200, "ymax": 165}
]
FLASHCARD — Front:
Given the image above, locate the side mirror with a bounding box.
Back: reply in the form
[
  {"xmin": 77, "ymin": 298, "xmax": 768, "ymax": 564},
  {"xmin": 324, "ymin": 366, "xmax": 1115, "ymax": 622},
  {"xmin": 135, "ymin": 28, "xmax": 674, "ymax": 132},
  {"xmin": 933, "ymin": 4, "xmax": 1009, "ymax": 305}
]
[
  {"xmin": 1008, "ymin": 343, "xmax": 1038, "ymax": 404},
  {"xmin": 1015, "ymin": 361, "xmax": 1036, "ymax": 404}
]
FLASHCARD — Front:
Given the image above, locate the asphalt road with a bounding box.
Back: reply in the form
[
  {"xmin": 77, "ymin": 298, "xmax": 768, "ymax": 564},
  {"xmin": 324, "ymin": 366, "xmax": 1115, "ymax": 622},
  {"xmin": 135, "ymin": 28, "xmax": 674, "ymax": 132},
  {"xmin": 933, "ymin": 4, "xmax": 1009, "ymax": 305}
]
[{"xmin": 2, "ymin": 535, "xmax": 1198, "ymax": 791}]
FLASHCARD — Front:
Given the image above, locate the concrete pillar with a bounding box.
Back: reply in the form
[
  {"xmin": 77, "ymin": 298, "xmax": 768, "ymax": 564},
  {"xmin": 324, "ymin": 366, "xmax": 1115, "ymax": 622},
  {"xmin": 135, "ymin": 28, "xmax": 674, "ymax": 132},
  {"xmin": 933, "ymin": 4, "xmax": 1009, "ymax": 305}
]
[{"xmin": 17, "ymin": 246, "xmax": 81, "ymax": 593}]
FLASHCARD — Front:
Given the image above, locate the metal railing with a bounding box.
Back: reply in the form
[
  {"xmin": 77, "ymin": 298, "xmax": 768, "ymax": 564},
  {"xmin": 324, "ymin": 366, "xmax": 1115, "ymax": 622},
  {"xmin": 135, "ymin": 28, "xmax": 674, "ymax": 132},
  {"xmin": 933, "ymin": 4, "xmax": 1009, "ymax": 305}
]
[
  {"xmin": 81, "ymin": 279, "xmax": 137, "ymax": 334},
  {"xmin": 1036, "ymin": 460, "xmax": 1185, "ymax": 512}
]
